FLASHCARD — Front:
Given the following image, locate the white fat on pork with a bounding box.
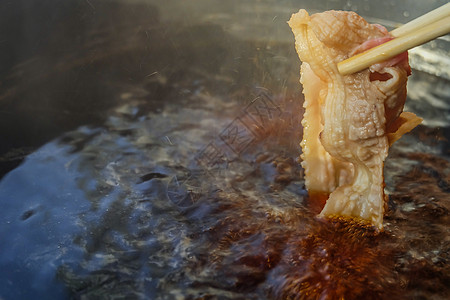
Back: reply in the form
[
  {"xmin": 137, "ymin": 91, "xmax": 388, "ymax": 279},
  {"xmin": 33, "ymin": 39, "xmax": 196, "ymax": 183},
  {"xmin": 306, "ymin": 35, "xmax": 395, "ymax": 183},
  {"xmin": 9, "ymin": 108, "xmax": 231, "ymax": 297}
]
[{"xmin": 288, "ymin": 9, "xmax": 422, "ymax": 229}]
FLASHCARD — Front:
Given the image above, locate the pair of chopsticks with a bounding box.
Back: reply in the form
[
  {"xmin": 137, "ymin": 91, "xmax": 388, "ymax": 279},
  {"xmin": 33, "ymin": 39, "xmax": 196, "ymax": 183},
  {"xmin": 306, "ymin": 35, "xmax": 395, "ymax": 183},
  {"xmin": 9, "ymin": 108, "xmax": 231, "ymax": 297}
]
[{"xmin": 338, "ymin": 3, "xmax": 450, "ymax": 75}]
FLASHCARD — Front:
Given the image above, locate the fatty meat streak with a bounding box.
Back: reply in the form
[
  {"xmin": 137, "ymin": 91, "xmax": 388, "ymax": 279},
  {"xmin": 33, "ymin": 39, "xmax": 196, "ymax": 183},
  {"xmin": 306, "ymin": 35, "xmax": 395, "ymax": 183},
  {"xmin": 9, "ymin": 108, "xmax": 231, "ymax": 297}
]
[{"xmin": 288, "ymin": 10, "xmax": 422, "ymax": 230}]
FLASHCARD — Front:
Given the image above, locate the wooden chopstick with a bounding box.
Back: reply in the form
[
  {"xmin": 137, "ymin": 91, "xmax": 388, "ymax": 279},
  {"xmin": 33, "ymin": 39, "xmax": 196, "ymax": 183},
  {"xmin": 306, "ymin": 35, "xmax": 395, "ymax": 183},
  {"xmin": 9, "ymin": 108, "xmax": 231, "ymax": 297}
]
[
  {"xmin": 390, "ymin": 3, "xmax": 450, "ymax": 37},
  {"xmin": 338, "ymin": 3, "xmax": 450, "ymax": 75}
]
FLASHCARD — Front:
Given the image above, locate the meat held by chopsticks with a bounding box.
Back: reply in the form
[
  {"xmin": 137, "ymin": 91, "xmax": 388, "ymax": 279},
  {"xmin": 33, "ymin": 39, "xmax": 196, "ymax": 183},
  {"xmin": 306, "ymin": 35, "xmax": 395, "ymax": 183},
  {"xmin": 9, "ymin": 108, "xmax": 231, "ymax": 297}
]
[{"xmin": 288, "ymin": 10, "xmax": 422, "ymax": 230}]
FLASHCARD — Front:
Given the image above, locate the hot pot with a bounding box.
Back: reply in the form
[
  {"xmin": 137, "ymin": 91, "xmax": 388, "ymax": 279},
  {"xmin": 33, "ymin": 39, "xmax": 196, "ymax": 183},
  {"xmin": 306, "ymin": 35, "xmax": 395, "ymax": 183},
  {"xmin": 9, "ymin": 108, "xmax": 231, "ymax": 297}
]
[{"xmin": 0, "ymin": 0, "xmax": 448, "ymax": 299}]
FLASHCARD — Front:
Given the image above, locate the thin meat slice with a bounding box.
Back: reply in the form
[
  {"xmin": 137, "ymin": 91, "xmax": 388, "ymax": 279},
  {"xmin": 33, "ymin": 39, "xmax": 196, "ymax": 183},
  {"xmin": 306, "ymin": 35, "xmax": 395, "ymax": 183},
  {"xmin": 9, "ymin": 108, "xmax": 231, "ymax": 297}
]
[{"xmin": 288, "ymin": 9, "xmax": 421, "ymax": 229}]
